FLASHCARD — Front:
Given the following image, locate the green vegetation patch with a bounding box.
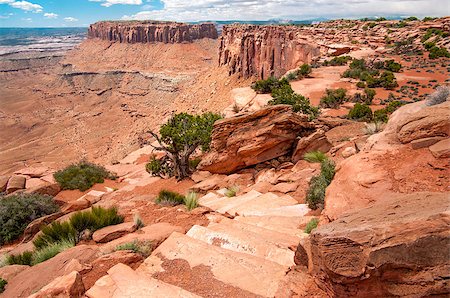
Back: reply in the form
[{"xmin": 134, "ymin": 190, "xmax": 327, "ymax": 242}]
[
  {"xmin": 304, "ymin": 218, "xmax": 319, "ymax": 234},
  {"xmin": 348, "ymin": 103, "xmax": 373, "ymax": 121},
  {"xmin": 54, "ymin": 161, "xmax": 116, "ymax": 191},
  {"xmin": 0, "ymin": 193, "xmax": 59, "ymax": 246},
  {"xmin": 155, "ymin": 190, "xmax": 185, "ymax": 206},
  {"xmin": 306, "ymin": 158, "xmax": 336, "ymax": 210}
]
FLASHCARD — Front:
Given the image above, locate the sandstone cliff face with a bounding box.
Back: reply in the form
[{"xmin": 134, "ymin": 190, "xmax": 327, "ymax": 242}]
[
  {"xmin": 218, "ymin": 25, "xmax": 320, "ymax": 79},
  {"xmin": 88, "ymin": 21, "xmax": 218, "ymax": 44}
]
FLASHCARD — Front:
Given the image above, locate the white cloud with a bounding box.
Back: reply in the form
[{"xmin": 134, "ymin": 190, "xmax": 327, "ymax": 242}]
[
  {"xmin": 64, "ymin": 17, "xmax": 78, "ymax": 22},
  {"xmin": 0, "ymin": 0, "xmax": 14, "ymax": 3},
  {"xmin": 89, "ymin": 0, "xmax": 142, "ymax": 7},
  {"xmin": 44, "ymin": 12, "xmax": 58, "ymax": 19},
  {"xmin": 21, "ymin": 17, "xmax": 32, "ymax": 22},
  {"xmin": 121, "ymin": 0, "xmax": 448, "ymax": 22},
  {"xmin": 9, "ymin": 1, "xmax": 43, "ymax": 13}
]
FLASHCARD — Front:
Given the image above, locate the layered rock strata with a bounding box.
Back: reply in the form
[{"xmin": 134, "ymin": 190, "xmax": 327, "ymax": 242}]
[
  {"xmin": 88, "ymin": 21, "xmax": 218, "ymax": 44},
  {"xmin": 218, "ymin": 25, "xmax": 320, "ymax": 79}
]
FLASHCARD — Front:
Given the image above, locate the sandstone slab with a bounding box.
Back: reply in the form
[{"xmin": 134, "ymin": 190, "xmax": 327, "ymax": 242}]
[
  {"xmin": 6, "ymin": 175, "xmax": 26, "ymax": 194},
  {"xmin": 429, "ymin": 138, "xmax": 450, "ymax": 158},
  {"xmin": 92, "ymin": 222, "xmax": 137, "ymax": 243},
  {"xmin": 28, "ymin": 271, "xmax": 85, "ymax": 298}
]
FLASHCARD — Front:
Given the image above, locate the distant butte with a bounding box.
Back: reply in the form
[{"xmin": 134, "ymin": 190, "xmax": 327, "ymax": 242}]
[{"xmin": 88, "ymin": 21, "xmax": 218, "ymax": 44}]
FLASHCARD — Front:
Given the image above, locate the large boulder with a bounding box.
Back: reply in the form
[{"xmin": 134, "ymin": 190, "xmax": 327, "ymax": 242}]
[
  {"xmin": 199, "ymin": 105, "xmax": 314, "ymax": 174},
  {"xmin": 28, "ymin": 271, "xmax": 85, "ymax": 298},
  {"xmin": 0, "ymin": 175, "xmax": 9, "ymax": 192},
  {"xmin": 306, "ymin": 192, "xmax": 449, "ymax": 297},
  {"xmin": 396, "ymin": 101, "xmax": 450, "ymax": 143},
  {"xmin": 291, "ymin": 129, "xmax": 332, "ymax": 163},
  {"xmin": 6, "ymin": 175, "xmax": 26, "ymax": 194}
]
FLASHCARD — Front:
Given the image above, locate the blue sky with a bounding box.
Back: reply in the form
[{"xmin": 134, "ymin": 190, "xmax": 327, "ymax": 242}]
[{"xmin": 0, "ymin": 0, "xmax": 447, "ymax": 27}]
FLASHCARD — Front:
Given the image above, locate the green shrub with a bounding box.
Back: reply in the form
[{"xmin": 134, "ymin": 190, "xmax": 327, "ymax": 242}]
[
  {"xmin": 306, "ymin": 175, "xmax": 328, "ymax": 210},
  {"xmin": 31, "ymin": 239, "xmax": 74, "ymax": 265},
  {"xmin": 90, "ymin": 206, "xmax": 124, "ymax": 230},
  {"xmin": 304, "ymin": 151, "xmax": 328, "ymax": 163},
  {"xmin": 184, "ymin": 192, "xmax": 198, "ymax": 211},
  {"xmin": 353, "ymin": 88, "xmax": 376, "ymax": 105},
  {"xmin": 6, "ymin": 251, "xmax": 33, "ymax": 266},
  {"xmin": 252, "ymin": 77, "xmax": 290, "ymax": 94},
  {"xmin": 403, "ymin": 16, "xmax": 418, "ymax": 22},
  {"xmin": 385, "ymin": 100, "xmax": 405, "ymax": 113},
  {"xmin": 268, "ymin": 85, "xmax": 319, "ymax": 119},
  {"xmin": 155, "ymin": 190, "xmax": 185, "ymax": 206},
  {"xmin": 0, "ymin": 278, "xmax": 6, "ymax": 293},
  {"xmin": 356, "ymin": 81, "xmax": 366, "ymax": 88},
  {"xmin": 429, "ymin": 46, "xmax": 450, "ymax": 59},
  {"xmin": 367, "ymin": 71, "xmax": 398, "ymax": 89},
  {"xmin": 133, "ymin": 214, "xmax": 145, "ymax": 229},
  {"xmin": 304, "ymin": 218, "xmax": 319, "ymax": 234},
  {"xmin": 374, "ymin": 109, "xmax": 389, "ymax": 122},
  {"xmin": 0, "ymin": 193, "xmax": 59, "ymax": 246},
  {"xmin": 422, "ymin": 17, "xmax": 436, "ymax": 22},
  {"xmin": 423, "ymin": 42, "xmax": 436, "ymax": 50},
  {"xmin": 320, "ymin": 88, "xmax": 348, "ymax": 108},
  {"xmin": 324, "ymin": 56, "xmax": 352, "ymax": 66},
  {"xmin": 306, "ymin": 158, "xmax": 335, "ymax": 210},
  {"xmin": 69, "ymin": 211, "xmax": 98, "ymax": 236},
  {"xmin": 384, "ymin": 60, "xmax": 402, "ymax": 72},
  {"xmin": 33, "ymin": 221, "xmax": 76, "ymax": 250},
  {"xmin": 224, "ymin": 186, "xmax": 239, "ymax": 197},
  {"xmin": 348, "ymin": 103, "xmax": 373, "ymax": 121},
  {"xmin": 54, "ymin": 161, "xmax": 115, "ymax": 191},
  {"xmin": 115, "ymin": 240, "xmax": 152, "ymax": 257},
  {"xmin": 299, "ymin": 64, "xmax": 312, "ymax": 77},
  {"xmin": 189, "ymin": 158, "xmax": 202, "ymax": 170}
]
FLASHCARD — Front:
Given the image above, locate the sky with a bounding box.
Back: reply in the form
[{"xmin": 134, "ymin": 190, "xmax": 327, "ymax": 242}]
[{"xmin": 0, "ymin": 0, "xmax": 448, "ymax": 27}]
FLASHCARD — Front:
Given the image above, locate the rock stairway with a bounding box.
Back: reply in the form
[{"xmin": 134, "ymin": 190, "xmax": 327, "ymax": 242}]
[{"xmin": 88, "ymin": 189, "xmax": 312, "ymax": 297}]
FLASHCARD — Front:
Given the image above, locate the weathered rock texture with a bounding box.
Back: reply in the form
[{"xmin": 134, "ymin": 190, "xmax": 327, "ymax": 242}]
[
  {"xmin": 219, "ymin": 25, "xmax": 320, "ymax": 79},
  {"xmin": 198, "ymin": 105, "xmax": 314, "ymax": 174},
  {"xmin": 88, "ymin": 21, "xmax": 218, "ymax": 44},
  {"xmin": 307, "ymin": 192, "xmax": 450, "ymax": 297}
]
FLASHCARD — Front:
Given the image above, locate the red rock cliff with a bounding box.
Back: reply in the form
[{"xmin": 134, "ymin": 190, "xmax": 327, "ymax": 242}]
[
  {"xmin": 88, "ymin": 21, "xmax": 218, "ymax": 44},
  {"xmin": 218, "ymin": 25, "xmax": 320, "ymax": 79}
]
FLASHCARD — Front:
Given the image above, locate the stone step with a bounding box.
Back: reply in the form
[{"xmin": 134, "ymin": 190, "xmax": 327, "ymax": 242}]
[
  {"xmin": 186, "ymin": 224, "xmax": 295, "ymax": 267},
  {"xmin": 215, "ymin": 190, "xmax": 263, "ymax": 215},
  {"xmin": 137, "ymin": 232, "xmax": 287, "ymax": 298},
  {"xmin": 197, "ymin": 192, "xmax": 221, "ymax": 207},
  {"xmin": 209, "ymin": 189, "xmax": 263, "ymax": 214},
  {"xmin": 234, "ymin": 215, "xmax": 313, "ymax": 237},
  {"xmin": 241, "ymin": 204, "xmax": 310, "ymax": 217},
  {"xmin": 86, "ymin": 263, "xmax": 200, "ymax": 298},
  {"xmin": 208, "ymin": 217, "xmax": 302, "ymax": 250},
  {"xmin": 226, "ymin": 192, "xmax": 298, "ymax": 216}
]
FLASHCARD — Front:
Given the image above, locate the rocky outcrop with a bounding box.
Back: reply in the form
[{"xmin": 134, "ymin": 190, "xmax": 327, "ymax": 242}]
[
  {"xmin": 198, "ymin": 105, "xmax": 314, "ymax": 174},
  {"xmin": 305, "ymin": 192, "xmax": 449, "ymax": 297},
  {"xmin": 28, "ymin": 271, "xmax": 85, "ymax": 298},
  {"xmin": 219, "ymin": 25, "xmax": 320, "ymax": 79},
  {"xmin": 88, "ymin": 21, "xmax": 218, "ymax": 44}
]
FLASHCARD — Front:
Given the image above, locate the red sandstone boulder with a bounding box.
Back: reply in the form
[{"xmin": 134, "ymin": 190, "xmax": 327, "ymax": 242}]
[
  {"xmin": 0, "ymin": 175, "xmax": 9, "ymax": 192},
  {"xmin": 92, "ymin": 222, "xmax": 137, "ymax": 243},
  {"xmin": 307, "ymin": 192, "xmax": 449, "ymax": 297},
  {"xmin": 14, "ymin": 166, "xmax": 51, "ymax": 178},
  {"xmin": 6, "ymin": 175, "xmax": 26, "ymax": 194},
  {"xmin": 292, "ymin": 129, "xmax": 332, "ymax": 163},
  {"xmin": 429, "ymin": 138, "xmax": 450, "ymax": 158},
  {"xmin": 0, "ymin": 265, "xmax": 29, "ymax": 281},
  {"xmin": 22, "ymin": 212, "xmax": 64, "ymax": 242},
  {"xmin": 199, "ymin": 105, "xmax": 314, "ymax": 174},
  {"xmin": 28, "ymin": 271, "xmax": 85, "ymax": 298}
]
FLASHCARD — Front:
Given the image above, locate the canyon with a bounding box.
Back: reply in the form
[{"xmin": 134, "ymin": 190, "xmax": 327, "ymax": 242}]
[{"xmin": 0, "ymin": 17, "xmax": 449, "ymax": 298}]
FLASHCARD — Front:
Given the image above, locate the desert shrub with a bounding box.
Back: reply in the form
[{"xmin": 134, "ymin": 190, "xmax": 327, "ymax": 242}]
[
  {"xmin": 385, "ymin": 100, "xmax": 405, "ymax": 113},
  {"xmin": 184, "ymin": 192, "xmax": 198, "ymax": 211},
  {"xmin": 0, "ymin": 278, "xmax": 6, "ymax": 293},
  {"xmin": 252, "ymin": 77, "xmax": 290, "ymax": 94},
  {"xmin": 133, "ymin": 214, "xmax": 145, "ymax": 229},
  {"xmin": 320, "ymin": 88, "xmax": 348, "ymax": 108},
  {"xmin": 268, "ymin": 85, "xmax": 319, "ymax": 119},
  {"xmin": 189, "ymin": 158, "xmax": 202, "ymax": 170},
  {"xmin": 149, "ymin": 112, "xmax": 221, "ymax": 179},
  {"xmin": 429, "ymin": 46, "xmax": 450, "ymax": 59},
  {"xmin": 6, "ymin": 251, "xmax": 33, "ymax": 266},
  {"xmin": 115, "ymin": 240, "xmax": 152, "ymax": 257},
  {"xmin": 353, "ymin": 88, "xmax": 376, "ymax": 105},
  {"xmin": 304, "ymin": 218, "xmax": 319, "ymax": 234},
  {"xmin": 155, "ymin": 190, "xmax": 185, "ymax": 206},
  {"xmin": 304, "ymin": 151, "xmax": 327, "ymax": 163},
  {"xmin": 423, "ymin": 42, "xmax": 436, "ymax": 51},
  {"xmin": 384, "ymin": 60, "xmax": 402, "ymax": 72},
  {"xmin": 403, "ymin": 16, "xmax": 418, "ymax": 22},
  {"xmin": 54, "ymin": 161, "xmax": 115, "ymax": 191},
  {"xmin": 373, "ymin": 100, "xmax": 405, "ymax": 122},
  {"xmin": 422, "ymin": 17, "xmax": 436, "ymax": 22},
  {"xmin": 299, "ymin": 64, "xmax": 312, "ymax": 77},
  {"xmin": 356, "ymin": 81, "xmax": 366, "ymax": 88},
  {"xmin": 306, "ymin": 158, "xmax": 335, "ymax": 210},
  {"xmin": 69, "ymin": 211, "xmax": 98, "ymax": 237},
  {"xmin": 367, "ymin": 71, "xmax": 398, "ymax": 89},
  {"xmin": 426, "ymin": 86, "xmax": 450, "ymax": 106},
  {"xmin": 364, "ymin": 122, "xmax": 384, "ymax": 135},
  {"xmin": 31, "ymin": 239, "xmax": 74, "ymax": 265},
  {"xmin": 324, "ymin": 56, "xmax": 352, "ymax": 66},
  {"xmin": 0, "ymin": 193, "xmax": 59, "ymax": 246},
  {"xmin": 90, "ymin": 206, "xmax": 124, "ymax": 230},
  {"xmin": 224, "ymin": 186, "xmax": 239, "ymax": 197},
  {"xmin": 33, "ymin": 221, "xmax": 76, "ymax": 250},
  {"xmin": 285, "ymin": 71, "xmax": 298, "ymax": 81},
  {"xmin": 348, "ymin": 103, "xmax": 373, "ymax": 121}
]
